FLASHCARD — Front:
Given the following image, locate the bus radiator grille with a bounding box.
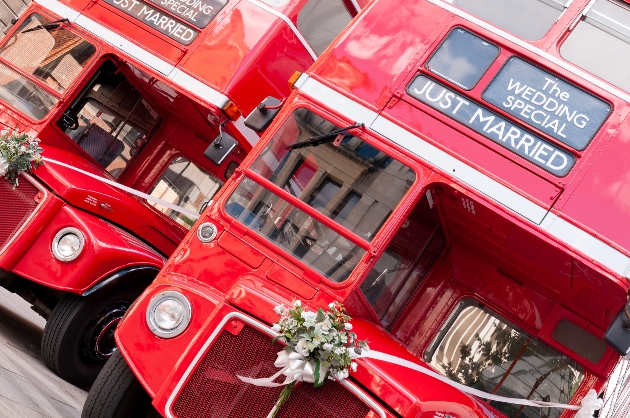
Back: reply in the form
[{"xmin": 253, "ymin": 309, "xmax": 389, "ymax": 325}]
[
  {"xmin": 172, "ymin": 322, "xmax": 373, "ymax": 418},
  {"xmin": 0, "ymin": 178, "xmax": 40, "ymax": 252}
]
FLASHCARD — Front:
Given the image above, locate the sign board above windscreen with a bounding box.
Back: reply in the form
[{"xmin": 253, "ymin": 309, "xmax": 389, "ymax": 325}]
[
  {"xmin": 407, "ymin": 75, "xmax": 575, "ymax": 176},
  {"xmin": 104, "ymin": 0, "xmax": 199, "ymax": 44},
  {"xmin": 145, "ymin": 0, "xmax": 227, "ymax": 28},
  {"xmin": 483, "ymin": 58, "xmax": 611, "ymax": 151}
]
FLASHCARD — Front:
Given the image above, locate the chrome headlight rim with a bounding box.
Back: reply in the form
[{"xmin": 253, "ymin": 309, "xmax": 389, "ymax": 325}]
[
  {"xmin": 146, "ymin": 291, "xmax": 192, "ymax": 339},
  {"xmin": 52, "ymin": 227, "xmax": 85, "ymax": 262},
  {"xmin": 196, "ymin": 222, "xmax": 218, "ymax": 243}
]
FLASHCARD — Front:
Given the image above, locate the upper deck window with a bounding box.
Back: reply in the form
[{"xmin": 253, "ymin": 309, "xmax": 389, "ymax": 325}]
[
  {"xmin": 561, "ymin": 0, "xmax": 630, "ymax": 94},
  {"xmin": 445, "ymin": 0, "xmax": 567, "ymax": 41},
  {"xmin": 298, "ymin": 0, "xmax": 353, "ymax": 55},
  {"xmin": 0, "ymin": 14, "xmax": 96, "ymax": 120},
  {"xmin": 225, "ymin": 108, "xmax": 415, "ymax": 282},
  {"xmin": 0, "ymin": 14, "xmax": 96, "ymax": 94},
  {"xmin": 427, "ymin": 300, "xmax": 584, "ymax": 418},
  {"xmin": 426, "ymin": 28, "xmax": 499, "ymax": 90}
]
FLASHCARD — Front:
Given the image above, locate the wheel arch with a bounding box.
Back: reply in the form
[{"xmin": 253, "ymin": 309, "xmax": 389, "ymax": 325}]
[{"xmin": 82, "ymin": 266, "xmax": 160, "ymax": 298}]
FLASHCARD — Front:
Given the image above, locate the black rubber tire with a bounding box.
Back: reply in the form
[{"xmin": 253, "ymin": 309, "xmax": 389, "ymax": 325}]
[
  {"xmin": 82, "ymin": 350, "xmax": 160, "ymax": 418},
  {"xmin": 42, "ymin": 286, "xmax": 144, "ymax": 386}
]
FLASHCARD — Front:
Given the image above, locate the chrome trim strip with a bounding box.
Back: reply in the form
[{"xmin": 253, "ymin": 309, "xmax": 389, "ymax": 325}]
[
  {"xmin": 35, "ymin": 0, "xmax": 230, "ymax": 109},
  {"xmin": 540, "ymin": 213, "xmax": 630, "ymax": 278},
  {"xmin": 349, "ymin": 0, "xmax": 361, "ymax": 11},
  {"xmin": 167, "ymin": 68, "xmax": 229, "ymax": 108},
  {"xmin": 246, "ymin": 0, "xmax": 318, "ymax": 60},
  {"xmin": 426, "ymin": 0, "xmax": 630, "ymax": 104},
  {"xmin": 74, "ymin": 14, "xmax": 176, "ymax": 75},
  {"xmin": 0, "ymin": 174, "xmax": 48, "ymax": 256},
  {"xmin": 297, "ymin": 75, "xmax": 630, "ymax": 280},
  {"xmin": 298, "ymin": 76, "xmax": 379, "ymax": 126},
  {"xmin": 164, "ymin": 312, "xmax": 386, "ymax": 418}
]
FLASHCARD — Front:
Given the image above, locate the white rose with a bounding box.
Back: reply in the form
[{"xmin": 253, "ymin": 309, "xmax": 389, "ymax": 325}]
[
  {"xmin": 274, "ymin": 304, "xmax": 284, "ymax": 315},
  {"xmin": 322, "ymin": 343, "xmax": 332, "ymax": 351},
  {"xmin": 0, "ymin": 130, "xmax": 8, "ymax": 137},
  {"xmin": 351, "ymin": 362, "xmax": 358, "ymax": 372},
  {"xmin": 328, "ymin": 302, "xmax": 335, "ymax": 309},
  {"xmin": 295, "ymin": 338, "xmax": 310, "ymax": 356},
  {"xmin": 301, "ymin": 311, "xmax": 317, "ymax": 320},
  {"xmin": 335, "ymin": 370, "xmax": 349, "ymax": 380},
  {"xmin": 344, "ymin": 323, "xmax": 352, "ymax": 330},
  {"xmin": 294, "ymin": 300, "xmax": 302, "ymax": 307},
  {"xmin": 271, "ymin": 324, "xmax": 282, "ymax": 332}
]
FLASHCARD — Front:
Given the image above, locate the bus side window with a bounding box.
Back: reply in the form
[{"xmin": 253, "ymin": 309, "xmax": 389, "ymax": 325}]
[
  {"xmin": 298, "ymin": 0, "xmax": 354, "ymax": 56},
  {"xmin": 148, "ymin": 157, "xmax": 224, "ymax": 229}
]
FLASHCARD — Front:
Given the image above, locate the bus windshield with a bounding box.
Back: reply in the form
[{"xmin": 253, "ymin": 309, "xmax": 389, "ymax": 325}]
[
  {"xmin": 0, "ymin": 13, "xmax": 96, "ymax": 119},
  {"xmin": 225, "ymin": 108, "xmax": 416, "ymax": 282}
]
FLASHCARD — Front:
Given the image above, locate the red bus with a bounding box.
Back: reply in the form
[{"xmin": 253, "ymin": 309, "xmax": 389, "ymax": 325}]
[
  {"xmin": 85, "ymin": 0, "xmax": 630, "ymax": 417},
  {"xmin": 0, "ymin": 0, "xmax": 365, "ymax": 385}
]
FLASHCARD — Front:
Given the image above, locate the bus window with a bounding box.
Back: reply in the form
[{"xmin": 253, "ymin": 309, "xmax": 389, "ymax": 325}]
[
  {"xmin": 560, "ymin": 0, "xmax": 630, "ymax": 93},
  {"xmin": 361, "ymin": 191, "xmax": 445, "ymax": 328},
  {"xmin": 0, "ymin": 14, "xmax": 96, "ymax": 119},
  {"xmin": 249, "ymin": 108, "xmax": 416, "ymax": 242},
  {"xmin": 298, "ymin": 0, "xmax": 353, "ymax": 55},
  {"xmin": 426, "ymin": 28, "xmax": 499, "ymax": 90},
  {"xmin": 149, "ymin": 157, "xmax": 224, "ymax": 229},
  {"xmin": 227, "ymin": 108, "xmax": 415, "ymax": 282},
  {"xmin": 61, "ymin": 62, "xmax": 159, "ymax": 177},
  {"xmin": 426, "ymin": 301, "xmax": 584, "ymax": 418},
  {"xmin": 446, "ymin": 0, "xmax": 566, "ymax": 41}
]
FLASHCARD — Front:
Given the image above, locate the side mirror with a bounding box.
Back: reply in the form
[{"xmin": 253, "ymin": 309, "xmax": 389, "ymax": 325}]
[
  {"xmin": 604, "ymin": 304, "xmax": 630, "ymax": 355},
  {"xmin": 244, "ymin": 96, "xmax": 283, "ymax": 133},
  {"xmin": 204, "ymin": 132, "xmax": 237, "ymax": 165}
]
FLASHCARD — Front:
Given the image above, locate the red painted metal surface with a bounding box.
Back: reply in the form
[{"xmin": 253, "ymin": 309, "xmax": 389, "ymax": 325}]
[{"xmin": 110, "ymin": 0, "xmax": 630, "ymax": 417}]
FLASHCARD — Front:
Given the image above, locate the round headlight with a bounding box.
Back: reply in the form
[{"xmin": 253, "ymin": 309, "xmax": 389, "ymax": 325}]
[
  {"xmin": 154, "ymin": 298, "xmax": 184, "ymax": 330},
  {"xmin": 52, "ymin": 227, "xmax": 85, "ymax": 262},
  {"xmin": 147, "ymin": 291, "xmax": 191, "ymax": 338}
]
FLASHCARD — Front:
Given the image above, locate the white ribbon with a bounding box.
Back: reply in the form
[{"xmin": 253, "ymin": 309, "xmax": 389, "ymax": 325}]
[
  {"xmin": 238, "ymin": 350, "xmax": 327, "ymax": 387},
  {"xmin": 41, "ymin": 157, "xmax": 201, "ymax": 219},
  {"xmin": 239, "ymin": 348, "xmax": 603, "ymax": 416}
]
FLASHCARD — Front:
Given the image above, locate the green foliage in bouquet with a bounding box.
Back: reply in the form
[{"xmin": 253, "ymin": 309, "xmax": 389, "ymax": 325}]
[{"xmin": 0, "ymin": 128, "xmax": 43, "ymax": 188}]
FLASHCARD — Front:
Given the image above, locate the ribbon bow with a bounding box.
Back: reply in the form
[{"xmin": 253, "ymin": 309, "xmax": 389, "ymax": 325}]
[{"xmin": 237, "ymin": 350, "xmax": 328, "ymax": 387}]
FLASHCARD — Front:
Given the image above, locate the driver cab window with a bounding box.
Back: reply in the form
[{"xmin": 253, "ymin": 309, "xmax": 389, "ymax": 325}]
[
  {"xmin": 60, "ymin": 62, "xmax": 159, "ymax": 178},
  {"xmin": 148, "ymin": 157, "xmax": 224, "ymax": 229}
]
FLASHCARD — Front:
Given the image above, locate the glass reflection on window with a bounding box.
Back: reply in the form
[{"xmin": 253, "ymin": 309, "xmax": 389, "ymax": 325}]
[
  {"xmin": 427, "ymin": 301, "xmax": 584, "ymax": 418},
  {"xmin": 561, "ymin": 0, "xmax": 630, "ymax": 93},
  {"xmin": 449, "ymin": 0, "xmax": 565, "ymax": 41},
  {"xmin": 250, "ymin": 108, "xmax": 416, "ymax": 242},
  {"xmin": 225, "ymin": 180, "xmax": 366, "ymax": 282},
  {"xmin": 427, "ymin": 28, "xmax": 499, "ymax": 90}
]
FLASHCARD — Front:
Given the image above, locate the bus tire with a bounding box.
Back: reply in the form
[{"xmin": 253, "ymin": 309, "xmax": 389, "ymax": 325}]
[
  {"xmin": 42, "ymin": 286, "xmax": 143, "ymax": 386},
  {"xmin": 82, "ymin": 350, "xmax": 159, "ymax": 418}
]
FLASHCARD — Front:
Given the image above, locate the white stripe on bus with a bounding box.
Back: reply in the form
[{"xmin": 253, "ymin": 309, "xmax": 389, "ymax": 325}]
[{"xmin": 297, "ymin": 74, "xmax": 630, "ymax": 279}]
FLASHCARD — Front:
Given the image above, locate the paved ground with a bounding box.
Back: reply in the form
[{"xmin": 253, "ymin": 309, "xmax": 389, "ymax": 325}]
[{"xmin": 0, "ymin": 288, "xmax": 86, "ymax": 418}]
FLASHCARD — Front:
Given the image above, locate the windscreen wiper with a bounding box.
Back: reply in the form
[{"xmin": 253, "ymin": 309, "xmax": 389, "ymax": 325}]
[
  {"xmin": 21, "ymin": 18, "xmax": 69, "ymax": 33},
  {"xmin": 284, "ymin": 123, "xmax": 364, "ymax": 150}
]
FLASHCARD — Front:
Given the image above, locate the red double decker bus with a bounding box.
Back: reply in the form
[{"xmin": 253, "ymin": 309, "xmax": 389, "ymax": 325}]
[
  {"xmin": 0, "ymin": 0, "xmax": 365, "ymax": 385},
  {"xmin": 86, "ymin": 0, "xmax": 630, "ymax": 417}
]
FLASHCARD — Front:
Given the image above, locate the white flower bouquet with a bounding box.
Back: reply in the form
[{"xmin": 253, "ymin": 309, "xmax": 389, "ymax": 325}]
[
  {"xmin": 269, "ymin": 300, "xmax": 368, "ymax": 416},
  {"xmin": 0, "ymin": 128, "xmax": 43, "ymax": 188}
]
